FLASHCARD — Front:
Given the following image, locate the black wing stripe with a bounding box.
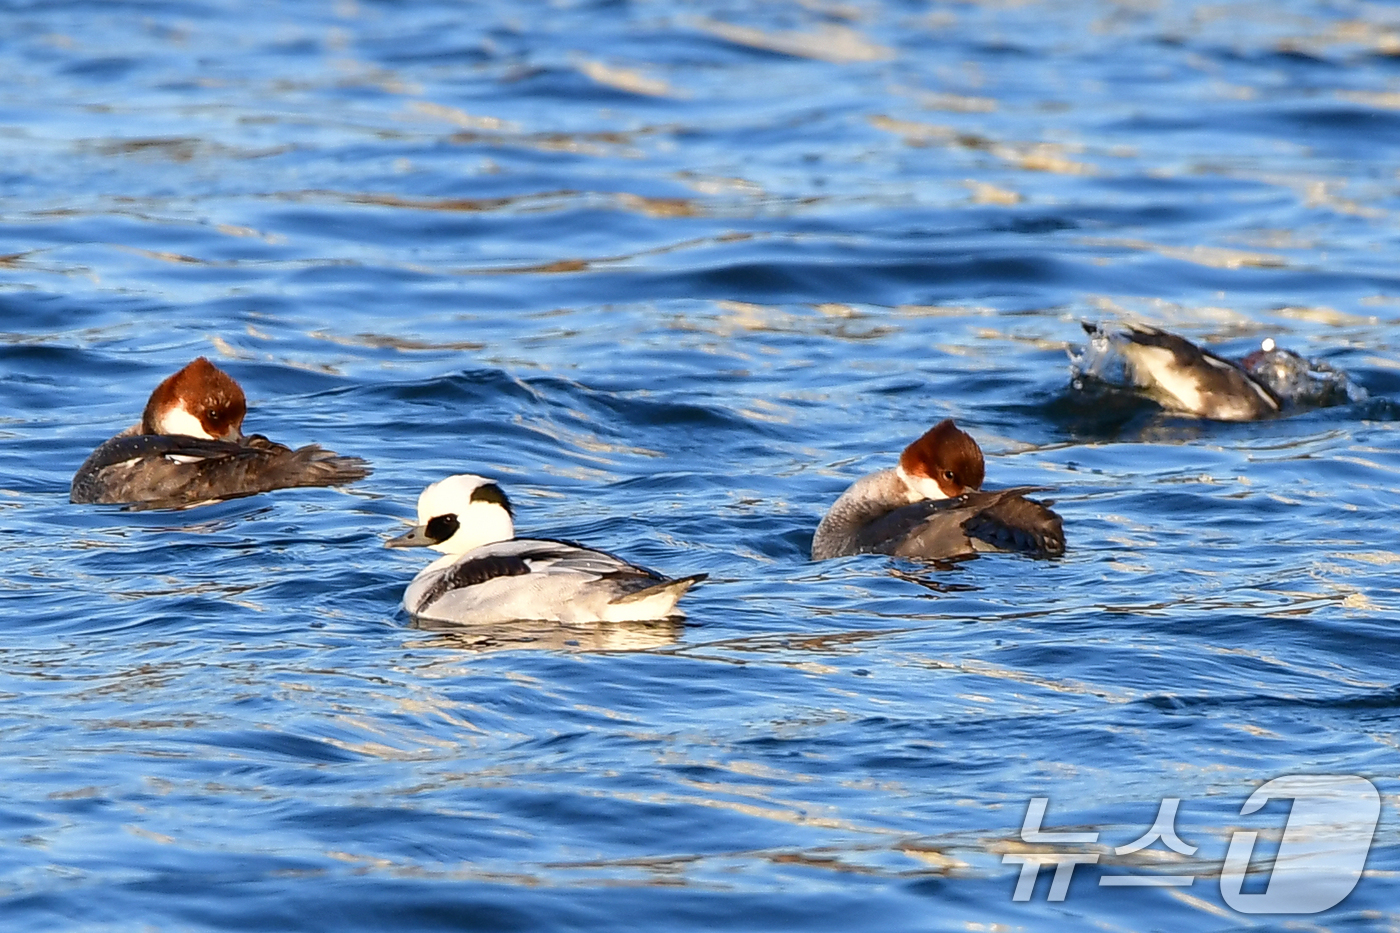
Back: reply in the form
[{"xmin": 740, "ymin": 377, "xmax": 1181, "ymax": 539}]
[{"xmin": 420, "ymin": 555, "xmax": 531, "ymax": 609}]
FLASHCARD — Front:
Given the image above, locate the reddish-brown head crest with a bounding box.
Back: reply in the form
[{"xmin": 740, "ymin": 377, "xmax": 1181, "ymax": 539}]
[
  {"xmin": 898, "ymin": 419, "xmax": 985, "ymax": 498},
  {"xmin": 141, "ymin": 357, "xmax": 247, "ymax": 440}
]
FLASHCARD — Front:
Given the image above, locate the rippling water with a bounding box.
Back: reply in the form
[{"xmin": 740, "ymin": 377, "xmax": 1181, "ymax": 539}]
[{"xmin": 3, "ymin": 0, "xmax": 1400, "ymax": 929}]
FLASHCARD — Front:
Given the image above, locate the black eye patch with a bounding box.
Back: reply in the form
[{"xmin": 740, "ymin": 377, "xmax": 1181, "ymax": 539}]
[{"xmin": 425, "ymin": 513, "xmax": 460, "ymax": 543}]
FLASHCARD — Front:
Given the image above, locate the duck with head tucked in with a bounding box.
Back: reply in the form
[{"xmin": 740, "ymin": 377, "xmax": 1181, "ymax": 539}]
[
  {"xmin": 1071, "ymin": 322, "xmax": 1367, "ymax": 420},
  {"xmin": 386, "ymin": 474, "xmax": 706, "ymax": 625},
  {"xmin": 71, "ymin": 357, "xmax": 370, "ymax": 509},
  {"xmin": 811, "ymin": 419, "xmax": 1064, "ymax": 562}
]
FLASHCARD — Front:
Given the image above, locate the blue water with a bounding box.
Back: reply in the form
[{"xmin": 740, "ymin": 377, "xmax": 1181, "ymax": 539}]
[{"xmin": 3, "ymin": 0, "xmax": 1400, "ymax": 929}]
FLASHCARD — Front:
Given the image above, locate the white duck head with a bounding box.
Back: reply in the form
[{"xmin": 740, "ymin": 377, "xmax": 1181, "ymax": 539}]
[{"xmin": 385, "ymin": 473, "xmax": 516, "ymax": 555}]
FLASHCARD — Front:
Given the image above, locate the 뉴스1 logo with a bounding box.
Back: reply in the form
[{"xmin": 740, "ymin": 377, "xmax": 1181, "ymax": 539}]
[{"xmin": 1004, "ymin": 773, "xmax": 1380, "ymax": 914}]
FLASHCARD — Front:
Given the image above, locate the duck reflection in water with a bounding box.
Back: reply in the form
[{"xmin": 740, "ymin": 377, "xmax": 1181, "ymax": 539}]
[{"xmin": 406, "ymin": 615, "xmax": 682, "ymax": 654}]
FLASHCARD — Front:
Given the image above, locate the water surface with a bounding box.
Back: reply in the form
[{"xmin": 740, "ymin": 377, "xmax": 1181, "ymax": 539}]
[{"xmin": 2, "ymin": 0, "xmax": 1400, "ymax": 929}]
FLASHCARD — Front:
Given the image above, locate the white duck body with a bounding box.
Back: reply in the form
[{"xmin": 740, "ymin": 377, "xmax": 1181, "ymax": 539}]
[{"xmin": 387, "ymin": 474, "xmax": 704, "ymax": 625}]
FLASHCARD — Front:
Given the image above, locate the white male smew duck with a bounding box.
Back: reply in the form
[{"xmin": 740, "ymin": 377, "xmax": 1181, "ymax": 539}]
[{"xmin": 386, "ymin": 474, "xmax": 706, "ymax": 624}]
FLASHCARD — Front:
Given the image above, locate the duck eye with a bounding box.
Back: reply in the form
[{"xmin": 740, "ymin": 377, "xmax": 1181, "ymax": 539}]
[
  {"xmin": 943, "ymin": 470, "xmax": 956, "ymax": 481},
  {"xmin": 207, "ymin": 408, "xmax": 220, "ymax": 421},
  {"xmin": 425, "ymin": 513, "xmax": 460, "ymax": 543}
]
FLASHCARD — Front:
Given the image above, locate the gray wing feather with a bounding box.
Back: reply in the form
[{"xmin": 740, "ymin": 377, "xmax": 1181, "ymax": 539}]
[
  {"xmin": 477, "ymin": 538, "xmax": 665, "ymax": 584},
  {"xmin": 869, "ymin": 488, "xmax": 1064, "ymax": 561}
]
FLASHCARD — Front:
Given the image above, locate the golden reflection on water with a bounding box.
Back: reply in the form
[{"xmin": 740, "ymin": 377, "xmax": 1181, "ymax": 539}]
[
  {"xmin": 909, "ymin": 90, "xmax": 998, "ymax": 114},
  {"xmin": 674, "ymin": 171, "xmax": 765, "ymax": 198},
  {"xmin": 1276, "ymin": 305, "xmax": 1384, "ymax": 327},
  {"xmin": 331, "ymin": 187, "xmax": 716, "ymax": 220},
  {"xmin": 316, "ymin": 713, "xmax": 463, "ymax": 761},
  {"xmin": 117, "ymin": 246, "xmax": 206, "ymax": 266},
  {"xmin": 575, "ymin": 60, "xmax": 676, "ymax": 99},
  {"xmin": 308, "ymin": 330, "xmax": 485, "ymax": 352},
  {"xmin": 700, "ymin": 300, "xmax": 895, "ymax": 339},
  {"xmin": 86, "ymin": 136, "xmax": 290, "ymax": 162},
  {"xmin": 694, "ymin": 20, "xmax": 893, "ymax": 63},
  {"xmin": 451, "ymin": 232, "xmax": 752, "ymax": 277},
  {"xmin": 895, "ymin": 302, "xmax": 997, "ymax": 318},
  {"xmin": 445, "ymin": 127, "xmax": 653, "ymax": 158},
  {"xmin": 536, "ymin": 839, "xmax": 970, "ymax": 888},
  {"xmin": 964, "ymin": 180, "xmax": 1021, "ymax": 205},
  {"xmin": 403, "ymin": 100, "xmax": 514, "ymax": 132},
  {"xmin": 1081, "ymin": 238, "xmax": 1289, "ymax": 270},
  {"xmin": 1083, "ymin": 294, "xmax": 1267, "ymax": 333},
  {"xmin": 338, "ymin": 190, "xmax": 578, "ymax": 213},
  {"xmin": 869, "ymin": 115, "xmax": 1097, "ymax": 175},
  {"xmin": 1279, "ymin": 18, "xmax": 1400, "ymax": 56}
]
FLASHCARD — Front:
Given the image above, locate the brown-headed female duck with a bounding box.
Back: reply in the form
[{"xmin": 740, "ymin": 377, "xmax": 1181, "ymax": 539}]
[
  {"xmin": 71, "ymin": 357, "xmax": 370, "ymax": 508},
  {"xmin": 811, "ymin": 419, "xmax": 1064, "ymax": 562}
]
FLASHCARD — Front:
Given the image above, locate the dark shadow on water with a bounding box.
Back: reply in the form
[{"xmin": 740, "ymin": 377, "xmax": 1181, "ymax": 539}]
[
  {"xmin": 1010, "ymin": 381, "xmax": 1397, "ymax": 440},
  {"xmin": 1135, "ymin": 683, "xmax": 1400, "ymax": 714},
  {"xmin": 889, "ymin": 565, "xmax": 983, "ymax": 591},
  {"xmin": 1353, "ymin": 396, "xmax": 1400, "ymax": 421},
  {"xmin": 999, "ymin": 383, "xmax": 1167, "ymax": 441}
]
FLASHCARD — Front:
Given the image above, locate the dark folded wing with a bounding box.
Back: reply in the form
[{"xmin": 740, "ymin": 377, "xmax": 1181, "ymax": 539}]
[
  {"xmin": 962, "ymin": 492, "xmax": 1065, "ymax": 557},
  {"xmin": 71, "ymin": 433, "xmax": 371, "ymax": 506},
  {"xmin": 856, "ymin": 497, "xmax": 975, "ymax": 556},
  {"xmin": 854, "ymin": 488, "xmax": 1040, "ymax": 552},
  {"xmin": 869, "ymin": 488, "xmax": 1063, "ymax": 560}
]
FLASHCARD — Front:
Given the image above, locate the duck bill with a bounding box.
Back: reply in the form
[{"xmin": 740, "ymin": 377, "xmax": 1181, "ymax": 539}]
[{"xmin": 385, "ymin": 525, "xmax": 435, "ymax": 549}]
